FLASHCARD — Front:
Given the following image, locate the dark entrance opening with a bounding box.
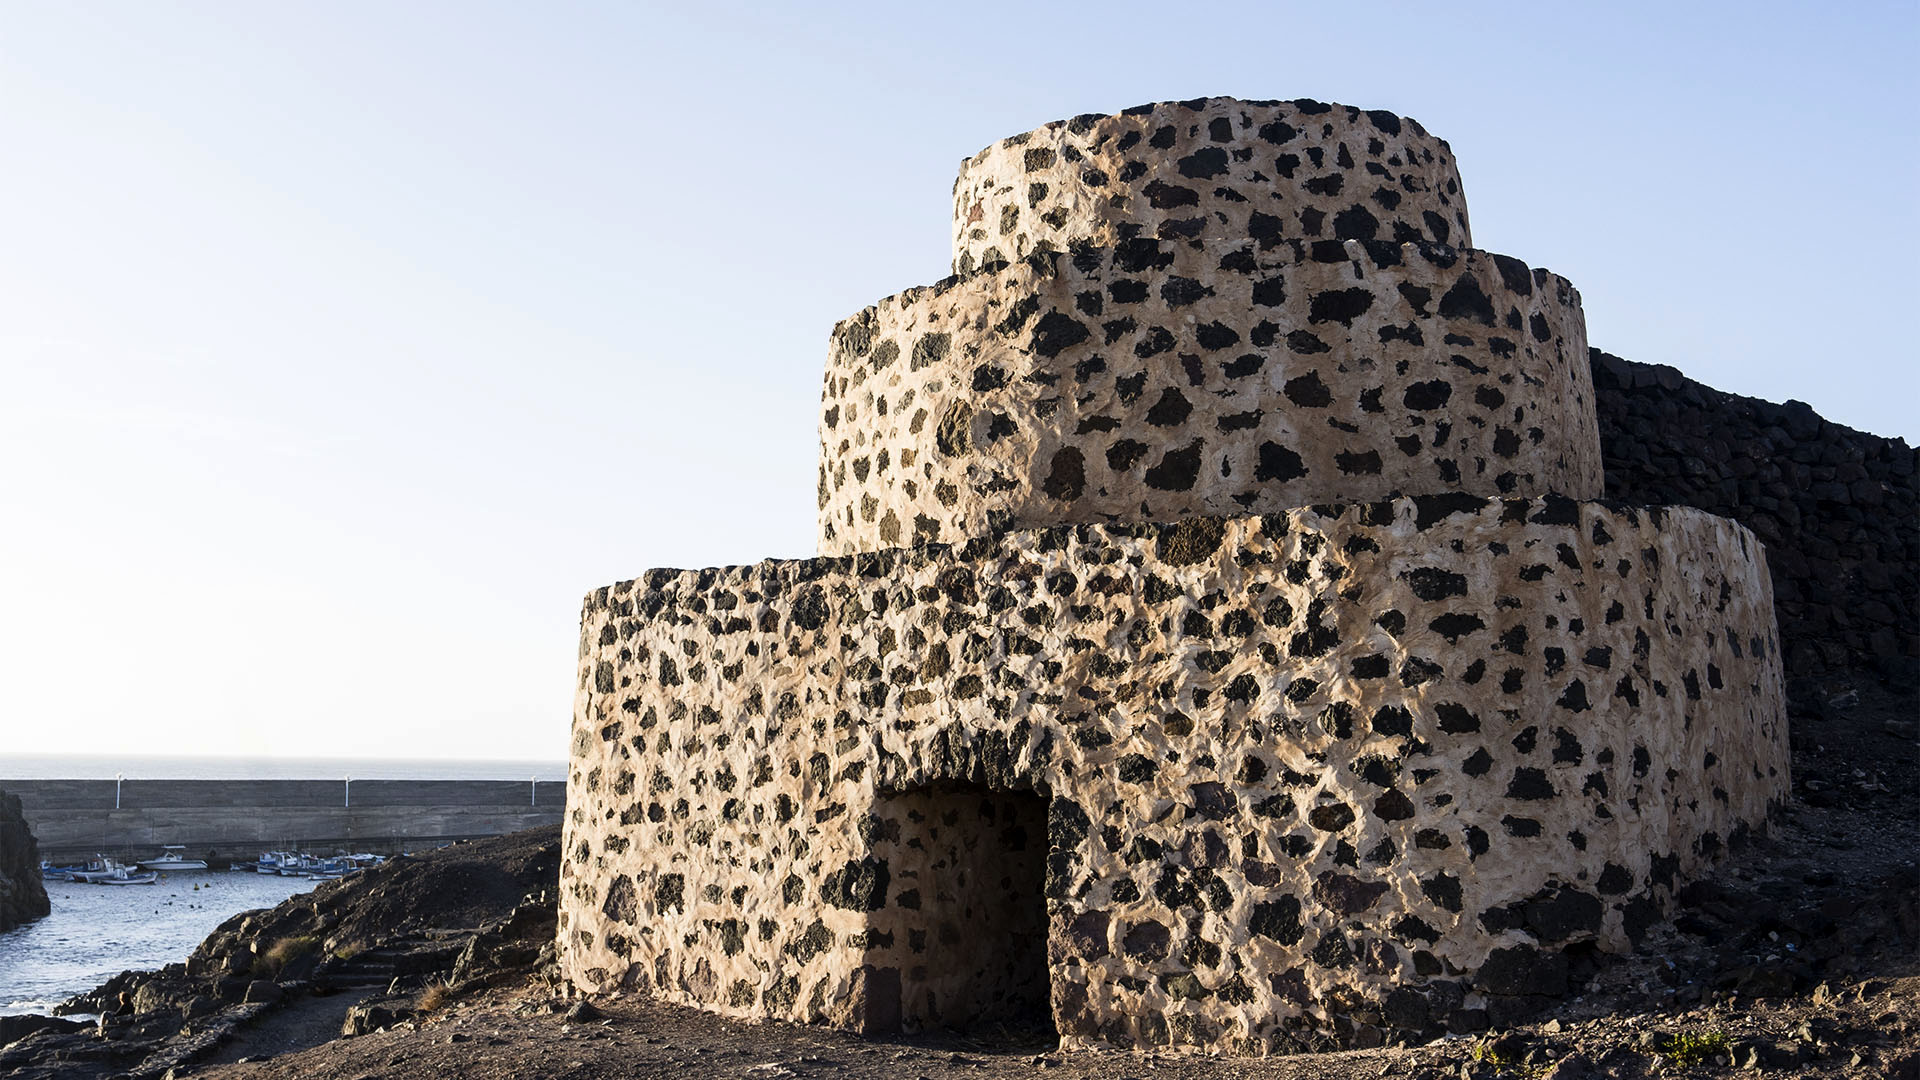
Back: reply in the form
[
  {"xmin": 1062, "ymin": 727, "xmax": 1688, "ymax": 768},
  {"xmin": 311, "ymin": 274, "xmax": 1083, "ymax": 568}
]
[{"xmin": 865, "ymin": 782, "xmax": 1053, "ymax": 1037}]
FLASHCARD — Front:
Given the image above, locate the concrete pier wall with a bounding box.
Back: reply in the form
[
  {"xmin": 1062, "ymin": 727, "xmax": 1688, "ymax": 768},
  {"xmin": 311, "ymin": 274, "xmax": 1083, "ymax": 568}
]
[{"xmin": 3, "ymin": 779, "xmax": 564, "ymax": 863}]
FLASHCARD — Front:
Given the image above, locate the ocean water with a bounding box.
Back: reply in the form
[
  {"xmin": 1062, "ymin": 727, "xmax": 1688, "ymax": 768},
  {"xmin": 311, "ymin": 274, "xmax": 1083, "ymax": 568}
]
[
  {"xmin": 0, "ymin": 871, "xmax": 319, "ymax": 1017},
  {"xmin": 0, "ymin": 754, "xmax": 568, "ymax": 1017},
  {"xmin": 0, "ymin": 753, "xmax": 567, "ymax": 781}
]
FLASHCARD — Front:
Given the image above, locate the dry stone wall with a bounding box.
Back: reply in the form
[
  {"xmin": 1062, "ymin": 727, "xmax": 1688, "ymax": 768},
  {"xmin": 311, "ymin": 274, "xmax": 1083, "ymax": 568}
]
[
  {"xmin": 561, "ymin": 499, "xmax": 1784, "ymax": 1050},
  {"xmin": 951, "ymin": 98, "xmax": 1470, "ymax": 276},
  {"xmin": 1589, "ymin": 350, "xmax": 1918, "ymax": 688},
  {"xmin": 821, "ymin": 238, "xmax": 1598, "ymax": 556},
  {"xmin": 563, "ymin": 97, "xmax": 1790, "ymax": 1054}
]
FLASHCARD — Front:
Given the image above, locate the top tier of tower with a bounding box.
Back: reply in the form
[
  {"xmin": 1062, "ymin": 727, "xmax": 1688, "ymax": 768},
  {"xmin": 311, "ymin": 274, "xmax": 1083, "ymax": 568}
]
[
  {"xmin": 951, "ymin": 97, "xmax": 1470, "ymax": 276},
  {"xmin": 816, "ymin": 98, "xmax": 1601, "ymax": 557}
]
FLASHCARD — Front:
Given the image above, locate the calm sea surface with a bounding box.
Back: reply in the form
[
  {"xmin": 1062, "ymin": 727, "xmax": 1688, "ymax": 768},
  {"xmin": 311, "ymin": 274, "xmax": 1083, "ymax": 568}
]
[
  {"xmin": 0, "ymin": 754, "xmax": 568, "ymax": 1016},
  {"xmin": 0, "ymin": 753, "xmax": 567, "ymax": 781},
  {"xmin": 0, "ymin": 872, "xmax": 318, "ymax": 1017}
]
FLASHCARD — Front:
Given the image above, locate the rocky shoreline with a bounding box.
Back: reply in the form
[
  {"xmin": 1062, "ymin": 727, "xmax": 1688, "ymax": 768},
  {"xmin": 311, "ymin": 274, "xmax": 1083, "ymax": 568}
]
[{"xmin": 0, "ymin": 827, "xmax": 560, "ymax": 1080}]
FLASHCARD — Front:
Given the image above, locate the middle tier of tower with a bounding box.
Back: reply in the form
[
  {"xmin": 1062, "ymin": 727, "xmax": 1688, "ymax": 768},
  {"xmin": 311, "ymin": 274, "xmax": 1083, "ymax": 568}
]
[{"xmin": 819, "ymin": 235, "xmax": 1601, "ymax": 556}]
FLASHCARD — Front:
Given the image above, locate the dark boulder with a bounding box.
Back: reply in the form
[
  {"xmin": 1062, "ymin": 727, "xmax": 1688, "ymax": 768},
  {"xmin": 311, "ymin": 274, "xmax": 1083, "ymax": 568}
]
[
  {"xmin": 341, "ymin": 995, "xmax": 416, "ymax": 1037},
  {"xmin": 0, "ymin": 788, "xmax": 50, "ymax": 933},
  {"xmin": 0, "ymin": 1014, "xmax": 84, "ymax": 1049}
]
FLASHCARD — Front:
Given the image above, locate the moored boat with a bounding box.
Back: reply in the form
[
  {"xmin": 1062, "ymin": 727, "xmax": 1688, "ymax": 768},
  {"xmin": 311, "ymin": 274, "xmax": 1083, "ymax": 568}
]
[
  {"xmin": 306, "ymin": 857, "xmax": 349, "ymax": 880},
  {"xmin": 64, "ymin": 856, "xmax": 161, "ymax": 885},
  {"xmin": 245, "ymin": 849, "xmax": 389, "ymax": 879},
  {"xmin": 138, "ymin": 846, "xmax": 209, "ymax": 872},
  {"xmin": 96, "ymin": 869, "xmax": 159, "ymax": 885},
  {"xmin": 68, "ymin": 856, "xmax": 135, "ymax": 883}
]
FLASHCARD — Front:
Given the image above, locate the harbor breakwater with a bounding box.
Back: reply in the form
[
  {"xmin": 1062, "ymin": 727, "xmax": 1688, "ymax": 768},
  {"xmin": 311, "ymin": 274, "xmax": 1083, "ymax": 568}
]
[{"xmin": 2, "ymin": 779, "xmax": 563, "ymax": 864}]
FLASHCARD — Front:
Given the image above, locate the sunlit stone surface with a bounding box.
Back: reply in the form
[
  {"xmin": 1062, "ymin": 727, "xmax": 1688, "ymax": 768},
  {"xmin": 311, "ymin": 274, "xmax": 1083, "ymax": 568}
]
[{"xmin": 560, "ymin": 97, "xmax": 1788, "ymax": 1054}]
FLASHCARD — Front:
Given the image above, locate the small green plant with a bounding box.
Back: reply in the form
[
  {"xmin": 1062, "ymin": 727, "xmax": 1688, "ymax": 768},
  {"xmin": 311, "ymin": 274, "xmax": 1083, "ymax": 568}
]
[
  {"xmin": 331, "ymin": 941, "xmax": 365, "ymax": 961},
  {"xmin": 254, "ymin": 935, "xmax": 320, "ymax": 977},
  {"xmin": 1469, "ymin": 1038, "xmax": 1549, "ymax": 1078},
  {"xmin": 1656, "ymin": 1027, "xmax": 1732, "ymax": 1068}
]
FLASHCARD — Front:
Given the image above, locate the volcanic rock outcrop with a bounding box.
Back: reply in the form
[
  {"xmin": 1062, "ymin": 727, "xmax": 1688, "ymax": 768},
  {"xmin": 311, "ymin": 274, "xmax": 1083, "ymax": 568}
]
[
  {"xmin": 0, "ymin": 828, "xmax": 561, "ymax": 1080},
  {"xmin": 0, "ymin": 786, "xmax": 50, "ymax": 933},
  {"xmin": 560, "ymin": 97, "xmax": 1790, "ymax": 1053}
]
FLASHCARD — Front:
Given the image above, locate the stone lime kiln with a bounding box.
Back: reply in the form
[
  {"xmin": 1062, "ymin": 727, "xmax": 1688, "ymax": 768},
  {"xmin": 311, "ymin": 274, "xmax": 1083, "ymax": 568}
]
[{"xmin": 560, "ymin": 98, "xmax": 1788, "ymax": 1053}]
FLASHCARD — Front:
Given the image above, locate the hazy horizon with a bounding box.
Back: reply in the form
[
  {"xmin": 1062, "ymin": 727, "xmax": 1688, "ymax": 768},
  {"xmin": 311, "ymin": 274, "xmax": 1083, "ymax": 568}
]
[
  {"xmin": 0, "ymin": 750, "xmax": 566, "ymax": 764},
  {"xmin": 0, "ymin": 750, "xmax": 566, "ymax": 781},
  {"xmin": 4, "ymin": 1, "xmax": 1914, "ymax": 761}
]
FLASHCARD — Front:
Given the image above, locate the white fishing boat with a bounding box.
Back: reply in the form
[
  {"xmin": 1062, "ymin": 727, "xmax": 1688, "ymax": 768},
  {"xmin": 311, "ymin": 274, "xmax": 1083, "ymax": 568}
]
[
  {"xmin": 67, "ymin": 856, "xmax": 134, "ymax": 883},
  {"xmin": 138, "ymin": 846, "xmax": 209, "ymax": 872},
  {"xmin": 66, "ymin": 856, "xmax": 160, "ymax": 885},
  {"xmin": 96, "ymin": 868, "xmax": 159, "ymax": 885},
  {"xmin": 247, "ymin": 849, "xmax": 387, "ymax": 879}
]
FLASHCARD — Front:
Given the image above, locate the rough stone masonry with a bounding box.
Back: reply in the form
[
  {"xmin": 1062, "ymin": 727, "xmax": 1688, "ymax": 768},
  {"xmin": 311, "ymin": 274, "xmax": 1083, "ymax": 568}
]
[{"xmin": 561, "ymin": 97, "xmax": 1790, "ymax": 1054}]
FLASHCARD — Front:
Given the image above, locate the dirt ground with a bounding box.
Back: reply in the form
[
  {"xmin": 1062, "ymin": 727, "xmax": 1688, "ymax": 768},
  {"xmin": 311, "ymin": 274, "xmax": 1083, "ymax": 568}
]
[{"xmin": 192, "ymin": 970, "xmax": 1920, "ymax": 1080}]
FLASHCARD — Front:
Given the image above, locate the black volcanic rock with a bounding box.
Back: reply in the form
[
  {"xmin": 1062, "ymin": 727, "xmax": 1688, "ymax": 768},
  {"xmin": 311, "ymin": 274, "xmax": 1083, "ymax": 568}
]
[
  {"xmin": 1590, "ymin": 347, "xmax": 1918, "ymax": 689},
  {"xmin": 0, "ymin": 787, "xmax": 50, "ymax": 933}
]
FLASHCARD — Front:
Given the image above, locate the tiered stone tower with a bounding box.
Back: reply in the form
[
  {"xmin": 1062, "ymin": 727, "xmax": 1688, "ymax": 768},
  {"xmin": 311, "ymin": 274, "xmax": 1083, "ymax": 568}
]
[{"xmin": 561, "ymin": 98, "xmax": 1788, "ymax": 1053}]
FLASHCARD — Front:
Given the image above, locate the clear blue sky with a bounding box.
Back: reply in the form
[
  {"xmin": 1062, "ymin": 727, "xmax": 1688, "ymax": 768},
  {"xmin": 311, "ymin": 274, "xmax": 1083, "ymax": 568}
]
[{"xmin": 2, "ymin": 1, "xmax": 1913, "ymax": 761}]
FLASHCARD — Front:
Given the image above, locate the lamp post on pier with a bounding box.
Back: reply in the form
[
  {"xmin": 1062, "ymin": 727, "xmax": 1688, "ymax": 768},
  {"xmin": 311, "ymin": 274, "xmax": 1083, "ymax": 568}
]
[
  {"xmin": 344, "ymin": 775, "xmax": 352, "ymax": 808},
  {"xmin": 115, "ymin": 773, "xmax": 124, "ymax": 810}
]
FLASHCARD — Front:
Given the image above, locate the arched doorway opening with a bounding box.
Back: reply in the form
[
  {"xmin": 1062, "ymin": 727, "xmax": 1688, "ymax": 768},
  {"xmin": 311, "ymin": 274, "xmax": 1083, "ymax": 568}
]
[{"xmin": 865, "ymin": 782, "xmax": 1054, "ymax": 1036}]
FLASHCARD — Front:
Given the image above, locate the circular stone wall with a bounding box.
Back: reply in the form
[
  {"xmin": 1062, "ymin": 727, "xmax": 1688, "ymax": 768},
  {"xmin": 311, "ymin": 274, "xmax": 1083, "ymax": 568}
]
[
  {"xmin": 564, "ymin": 498, "xmax": 1788, "ymax": 1051},
  {"xmin": 952, "ymin": 97, "xmax": 1470, "ymax": 276},
  {"xmin": 819, "ymin": 237, "xmax": 1600, "ymax": 556}
]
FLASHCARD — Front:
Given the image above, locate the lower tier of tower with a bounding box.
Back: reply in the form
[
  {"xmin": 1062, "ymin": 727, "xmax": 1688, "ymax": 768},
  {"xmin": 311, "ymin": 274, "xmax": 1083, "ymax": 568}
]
[{"xmin": 560, "ymin": 495, "xmax": 1787, "ymax": 1053}]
